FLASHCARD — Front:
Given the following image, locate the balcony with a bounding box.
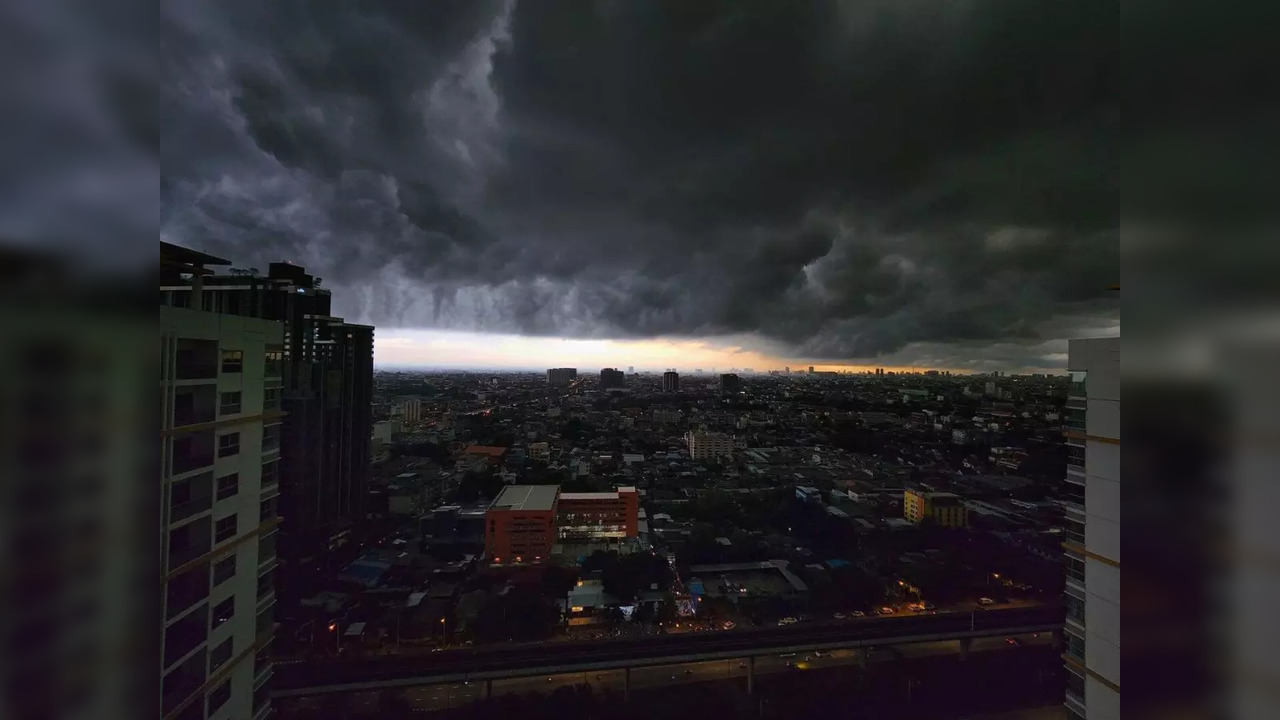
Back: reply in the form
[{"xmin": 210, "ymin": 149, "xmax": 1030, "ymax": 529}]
[
  {"xmin": 175, "ymin": 339, "xmax": 219, "ymax": 381},
  {"xmin": 1064, "ymin": 627, "xmax": 1086, "ymax": 663},
  {"xmin": 171, "ymin": 431, "xmax": 215, "ymax": 477}
]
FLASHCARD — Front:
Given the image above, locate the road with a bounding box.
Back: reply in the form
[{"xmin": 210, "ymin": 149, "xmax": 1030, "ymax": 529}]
[
  {"xmin": 282, "ymin": 633, "xmax": 1055, "ymax": 714},
  {"xmin": 274, "ymin": 605, "xmax": 1060, "ymax": 694}
]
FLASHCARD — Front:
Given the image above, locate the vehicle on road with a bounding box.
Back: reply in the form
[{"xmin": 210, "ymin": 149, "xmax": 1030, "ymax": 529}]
[
  {"xmin": 850, "ymin": 610, "xmax": 866, "ymax": 618},
  {"xmin": 833, "ymin": 612, "xmax": 846, "ymax": 620},
  {"xmin": 978, "ymin": 597, "xmax": 996, "ymax": 605},
  {"xmin": 1005, "ymin": 638, "xmax": 1021, "ymax": 647},
  {"xmin": 923, "ymin": 602, "xmax": 936, "ymax": 611},
  {"xmin": 880, "ymin": 607, "xmax": 895, "ymax": 614}
]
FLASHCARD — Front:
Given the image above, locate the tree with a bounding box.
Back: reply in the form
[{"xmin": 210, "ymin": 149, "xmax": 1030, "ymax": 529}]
[
  {"xmin": 600, "ymin": 552, "xmax": 671, "ymax": 603},
  {"xmin": 540, "ymin": 565, "xmax": 578, "ymax": 600}
]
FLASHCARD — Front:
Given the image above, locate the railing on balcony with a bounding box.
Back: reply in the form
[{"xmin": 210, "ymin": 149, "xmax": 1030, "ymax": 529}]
[
  {"xmin": 1064, "ymin": 407, "xmax": 1087, "ymax": 432},
  {"xmin": 1064, "ymin": 627, "xmax": 1086, "ymax": 662},
  {"xmin": 171, "ymin": 451, "xmax": 214, "ymax": 477},
  {"xmin": 1066, "ymin": 666, "xmax": 1086, "ymax": 699}
]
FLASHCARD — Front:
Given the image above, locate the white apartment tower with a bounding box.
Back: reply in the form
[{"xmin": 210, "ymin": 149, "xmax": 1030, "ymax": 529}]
[
  {"xmin": 1063, "ymin": 337, "xmax": 1120, "ymax": 720},
  {"xmin": 685, "ymin": 431, "xmax": 734, "ymax": 461},
  {"xmin": 161, "ymin": 245, "xmax": 280, "ymax": 720}
]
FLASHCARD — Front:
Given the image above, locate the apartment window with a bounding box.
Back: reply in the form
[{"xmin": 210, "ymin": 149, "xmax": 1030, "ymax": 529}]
[
  {"xmin": 261, "ymin": 461, "xmax": 279, "ymax": 491},
  {"xmin": 256, "ymin": 571, "xmax": 273, "ymax": 600},
  {"xmin": 211, "ymin": 596, "xmax": 235, "ymax": 631},
  {"xmin": 170, "ymin": 472, "xmax": 213, "ymax": 524},
  {"xmin": 163, "ymin": 604, "xmax": 208, "ymax": 669},
  {"xmin": 209, "ymin": 637, "xmax": 233, "ymax": 674},
  {"xmin": 1066, "ymin": 554, "xmax": 1086, "ymax": 585},
  {"xmin": 1067, "ymin": 445, "xmax": 1086, "ymax": 469},
  {"xmin": 259, "ymin": 497, "xmax": 276, "ymax": 523},
  {"xmin": 1065, "ymin": 591, "xmax": 1086, "ymax": 626},
  {"xmin": 1065, "ymin": 407, "xmax": 1087, "ymax": 432},
  {"xmin": 219, "ymin": 391, "xmax": 242, "ymax": 416},
  {"xmin": 162, "ymin": 651, "xmax": 208, "ymax": 716},
  {"xmin": 263, "ymin": 388, "xmax": 280, "ymax": 411},
  {"xmin": 1066, "ymin": 666, "xmax": 1086, "ymax": 700},
  {"xmin": 262, "ymin": 425, "xmax": 280, "ymax": 453},
  {"xmin": 254, "ymin": 641, "xmax": 273, "ymax": 678},
  {"xmin": 217, "ymin": 432, "xmax": 240, "ymax": 458},
  {"xmin": 264, "ymin": 350, "xmax": 283, "ymax": 377},
  {"xmin": 1069, "ymin": 370, "xmax": 1087, "ymax": 398},
  {"xmin": 166, "ymin": 563, "xmax": 211, "ymax": 620},
  {"xmin": 1065, "ymin": 514, "xmax": 1086, "ymax": 546},
  {"xmin": 257, "ymin": 532, "xmax": 277, "ymax": 565},
  {"xmin": 216, "ymin": 473, "xmax": 239, "ymax": 501},
  {"xmin": 1064, "ymin": 628, "xmax": 1086, "ymax": 662},
  {"xmin": 220, "ymin": 350, "xmax": 243, "ymax": 374},
  {"xmin": 207, "ymin": 679, "xmax": 231, "ymax": 714},
  {"xmin": 212, "ymin": 555, "xmax": 236, "ymax": 587},
  {"xmin": 214, "ymin": 515, "xmax": 238, "ymax": 544},
  {"xmin": 167, "ymin": 517, "xmax": 212, "ymax": 572}
]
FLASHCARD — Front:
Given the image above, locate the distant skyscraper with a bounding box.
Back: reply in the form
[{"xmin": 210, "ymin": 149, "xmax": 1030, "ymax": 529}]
[
  {"xmin": 627, "ymin": 365, "xmax": 635, "ymax": 374},
  {"xmin": 718, "ymin": 373, "xmax": 742, "ymax": 394},
  {"xmin": 663, "ymin": 370, "xmax": 680, "ymax": 393},
  {"xmin": 808, "ymin": 365, "xmax": 815, "ymax": 374},
  {"xmin": 599, "ymin": 367, "xmax": 625, "ymax": 389},
  {"xmin": 784, "ymin": 366, "xmax": 790, "ymax": 373},
  {"xmin": 1063, "ymin": 337, "xmax": 1120, "ymax": 720},
  {"xmin": 547, "ymin": 367, "xmax": 577, "ymax": 387}
]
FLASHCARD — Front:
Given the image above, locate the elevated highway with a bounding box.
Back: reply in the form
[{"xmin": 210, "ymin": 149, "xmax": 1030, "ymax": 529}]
[{"xmin": 273, "ymin": 605, "xmax": 1060, "ymax": 698}]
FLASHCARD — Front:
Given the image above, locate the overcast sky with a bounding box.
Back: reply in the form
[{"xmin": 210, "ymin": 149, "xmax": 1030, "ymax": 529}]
[{"xmin": 152, "ymin": 0, "xmax": 1128, "ymax": 372}]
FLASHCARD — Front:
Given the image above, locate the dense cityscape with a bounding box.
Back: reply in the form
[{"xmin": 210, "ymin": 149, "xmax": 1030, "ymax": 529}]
[{"xmin": 160, "ymin": 241, "xmax": 1117, "ymax": 720}]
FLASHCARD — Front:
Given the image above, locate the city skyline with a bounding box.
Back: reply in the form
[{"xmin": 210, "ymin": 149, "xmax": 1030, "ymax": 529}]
[{"xmin": 370, "ymin": 326, "xmax": 1110, "ymax": 375}]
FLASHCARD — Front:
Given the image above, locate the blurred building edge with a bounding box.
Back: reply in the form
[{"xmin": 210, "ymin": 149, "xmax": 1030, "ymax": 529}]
[
  {"xmin": 0, "ymin": 243, "xmax": 154, "ymax": 720},
  {"xmin": 1062, "ymin": 336, "xmax": 1120, "ymax": 720}
]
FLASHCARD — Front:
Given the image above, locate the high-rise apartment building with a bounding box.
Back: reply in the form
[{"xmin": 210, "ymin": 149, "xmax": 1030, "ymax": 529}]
[
  {"xmin": 662, "ymin": 370, "xmax": 680, "ymax": 392},
  {"xmin": 159, "ymin": 244, "xmax": 374, "ymax": 611},
  {"xmin": 599, "ymin": 367, "xmax": 625, "ymax": 389},
  {"xmin": 398, "ymin": 397, "xmax": 423, "ymax": 422},
  {"xmin": 718, "ymin": 373, "xmax": 742, "ymax": 394},
  {"xmin": 161, "ymin": 244, "xmax": 280, "ymax": 720},
  {"xmin": 546, "ymin": 367, "xmax": 577, "ymax": 387},
  {"xmin": 685, "ymin": 431, "xmax": 734, "ymax": 460},
  {"xmin": 1062, "ymin": 337, "xmax": 1120, "ymax": 720}
]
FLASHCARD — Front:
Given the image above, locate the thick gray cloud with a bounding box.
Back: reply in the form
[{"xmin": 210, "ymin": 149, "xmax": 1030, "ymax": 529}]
[{"xmin": 156, "ymin": 0, "xmax": 1131, "ymax": 367}]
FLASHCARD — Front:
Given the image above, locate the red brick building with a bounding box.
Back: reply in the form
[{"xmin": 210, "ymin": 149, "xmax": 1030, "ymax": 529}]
[{"xmin": 485, "ymin": 486, "xmax": 641, "ymax": 564}]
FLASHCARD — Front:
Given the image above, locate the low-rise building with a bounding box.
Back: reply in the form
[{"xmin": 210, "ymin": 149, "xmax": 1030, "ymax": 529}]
[{"xmin": 903, "ymin": 489, "xmax": 969, "ymax": 528}]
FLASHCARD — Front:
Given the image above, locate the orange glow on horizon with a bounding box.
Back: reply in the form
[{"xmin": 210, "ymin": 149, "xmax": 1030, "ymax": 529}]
[{"xmin": 373, "ymin": 329, "xmax": 976, "ymax": 375}]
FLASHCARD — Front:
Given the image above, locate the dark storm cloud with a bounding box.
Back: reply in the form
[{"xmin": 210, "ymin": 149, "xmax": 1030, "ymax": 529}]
[{"xmin": 158, "ymin": 0, "xmax": 1129, "ymax": 366}]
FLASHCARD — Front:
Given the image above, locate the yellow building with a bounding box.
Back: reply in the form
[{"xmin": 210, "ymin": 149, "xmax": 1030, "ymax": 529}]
[{"xmin": 903, "ymin": 489, "xmax": 969, "ymax": 528}]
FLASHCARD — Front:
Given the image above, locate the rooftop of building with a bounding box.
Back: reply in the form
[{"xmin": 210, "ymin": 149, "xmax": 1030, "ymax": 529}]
[
  {"xmin": 464, "ymin": 444, "xmax": 508, "ymax": 457},
  {"xmin": 490, "ymin": 485, "xmax": 559, "ymax": 512}
]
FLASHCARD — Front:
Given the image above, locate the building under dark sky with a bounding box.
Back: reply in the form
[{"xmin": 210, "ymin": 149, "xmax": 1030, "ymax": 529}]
[
  {"xmin": 160, "ymin": 244, "xmax": 374, "ymax": 609},
  {"xmin": 599, "ymin": 367, "xmax": 625, "ymax": 389}
]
